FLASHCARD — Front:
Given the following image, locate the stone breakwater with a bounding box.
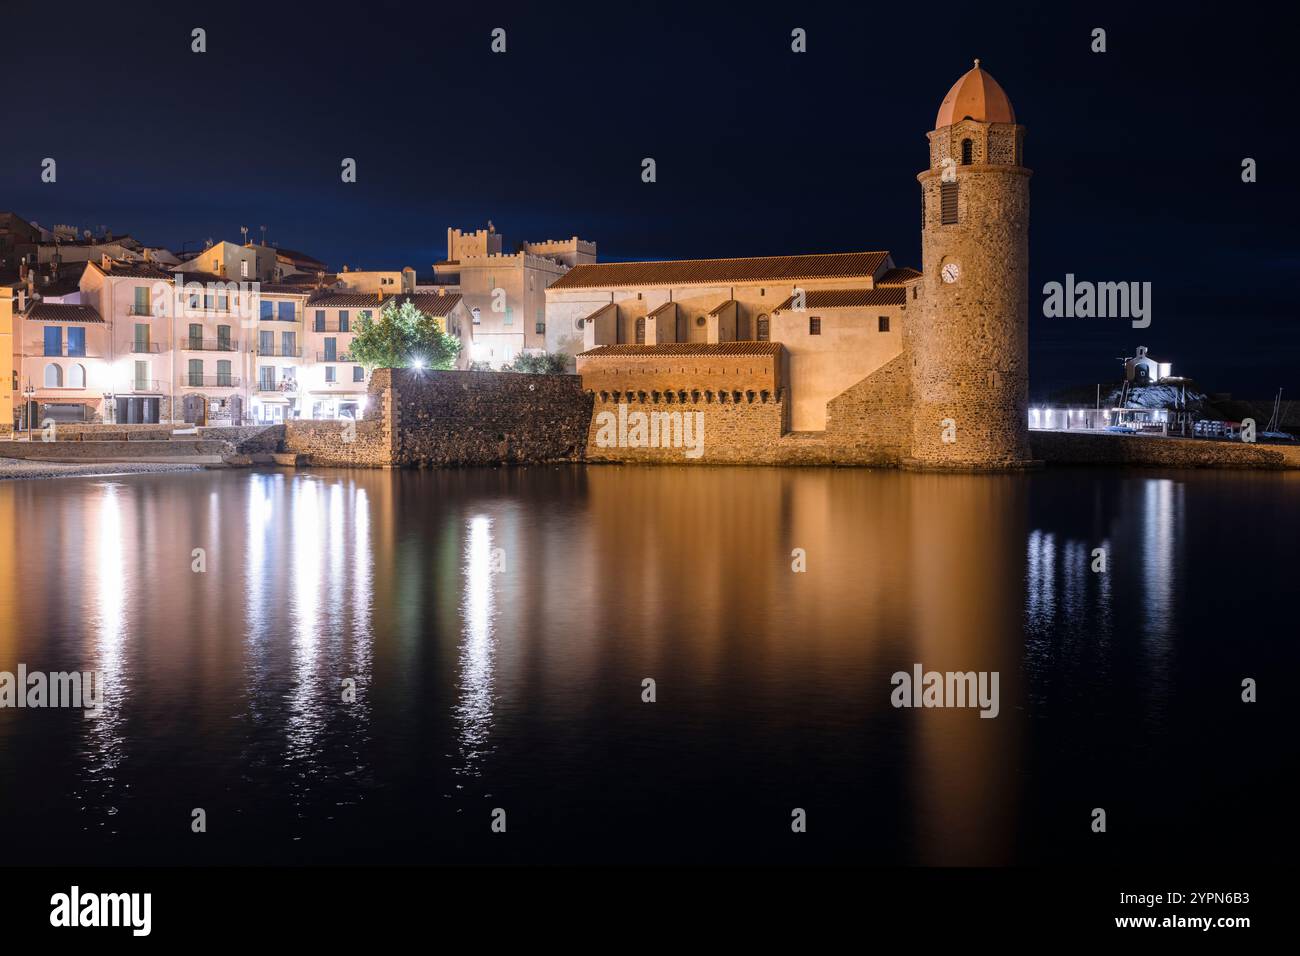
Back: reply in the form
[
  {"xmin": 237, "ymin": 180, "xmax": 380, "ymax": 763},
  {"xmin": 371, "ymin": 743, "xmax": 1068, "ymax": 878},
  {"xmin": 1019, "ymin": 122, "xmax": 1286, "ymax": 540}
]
[
  {"xmin": 1030, "ymin": 429, "xmax": 1300, "ymax": 470},
  {"xmin": 282, "ymin": 368, "xmax": 593, "ymax": 468}
]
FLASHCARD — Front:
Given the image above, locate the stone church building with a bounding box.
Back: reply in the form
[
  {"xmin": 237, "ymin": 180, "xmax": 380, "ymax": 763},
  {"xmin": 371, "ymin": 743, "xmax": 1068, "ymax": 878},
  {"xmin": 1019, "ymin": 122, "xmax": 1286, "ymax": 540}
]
[{"xmin": 559, "ymin": 60, "xmax": 1032, "ymax": 470}]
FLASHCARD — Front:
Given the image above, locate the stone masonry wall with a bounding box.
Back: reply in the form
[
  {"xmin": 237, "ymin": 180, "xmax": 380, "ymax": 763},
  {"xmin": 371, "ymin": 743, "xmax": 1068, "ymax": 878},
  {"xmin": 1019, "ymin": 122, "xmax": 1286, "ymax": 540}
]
[
  {"xmin": 282, "ymin": 418, "xmax": 393, "ymax": 467},
  {"xmin": 585, "ymin": 393, "xmax": 786, "ymax": 464},
  {"xmin": 1031, "ymin": 430, "xmax": 1300, "ymax": 469},
  {"xmin": 391, "ymin": 369, "xmax": 591, "ymax": 466},
  {"xmin": 281, "ymin": 368, "xmax": 591, "ymax": 468},
  {"xmin": 821, "ymin": 353, "xmax": 913, "ymax": 464}
]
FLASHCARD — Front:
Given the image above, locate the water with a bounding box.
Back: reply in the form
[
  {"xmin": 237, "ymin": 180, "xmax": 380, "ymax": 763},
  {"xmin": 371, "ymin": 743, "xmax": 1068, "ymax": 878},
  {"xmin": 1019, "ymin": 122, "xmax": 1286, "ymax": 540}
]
[{"xmin": 0, "ymin": 466, "xmax": 1294, "ymax": 865}]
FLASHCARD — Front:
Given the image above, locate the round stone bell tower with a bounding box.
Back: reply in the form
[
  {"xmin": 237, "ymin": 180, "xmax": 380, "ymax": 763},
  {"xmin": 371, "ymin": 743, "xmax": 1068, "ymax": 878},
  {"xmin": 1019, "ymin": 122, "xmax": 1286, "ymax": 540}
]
[{"xmin": 910, "ymin": 60, "xmax": 1032, "ymax": 469}]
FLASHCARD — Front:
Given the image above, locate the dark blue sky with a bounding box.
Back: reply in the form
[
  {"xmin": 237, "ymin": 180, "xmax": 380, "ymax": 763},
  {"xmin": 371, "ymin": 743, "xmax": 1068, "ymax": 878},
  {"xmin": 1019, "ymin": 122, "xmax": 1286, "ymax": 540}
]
[{"xmin": 5, "ymin": 0, "xmax": 1294, "ymax": 396}]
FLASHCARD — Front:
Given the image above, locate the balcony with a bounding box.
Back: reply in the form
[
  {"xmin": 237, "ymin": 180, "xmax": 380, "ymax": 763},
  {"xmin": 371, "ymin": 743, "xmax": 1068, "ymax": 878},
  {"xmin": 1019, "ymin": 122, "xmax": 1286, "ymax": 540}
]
[
  {"xmin": 310, "ymin": 322, "xmax": 351, "ymax": 333},
  {"xmin": 316, "ymin": 351, "xmax": 355, "ymax": 363},
  {"xmin": 40, "ymin": 346, "xmax": 100, "ymax": 358},
  {"xmin": 179, "ymin": 375, "xmax": 241, "ymax": 388},
  {"xmin": 129, "ymin": 343, "xmax": 163, "ymax": 354},
  {"xmin": 180, "ymin": 338, "xmax": 239, "ymax": 352},
  {"xmin": 122, "ymin": 379, "xmax": 165, "ymax": 393},
  {"xmin": 257, "ymin": 379, "xmax": 299, "ymax": 393},
  {"xmin": 258, "ymin": 345, "xmax": 304, "ymax": 357}
]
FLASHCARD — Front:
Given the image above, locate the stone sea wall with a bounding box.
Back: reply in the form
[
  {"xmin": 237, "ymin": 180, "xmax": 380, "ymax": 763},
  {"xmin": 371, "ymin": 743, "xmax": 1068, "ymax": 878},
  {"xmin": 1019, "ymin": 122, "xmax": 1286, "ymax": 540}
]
[
  {"xmin": 1031, "ymin": 430, "xmax": 1300, "ymax": 469},
  {"xmin": 282, "ymin": 368, "xmax": 591, "ymax": 468}
]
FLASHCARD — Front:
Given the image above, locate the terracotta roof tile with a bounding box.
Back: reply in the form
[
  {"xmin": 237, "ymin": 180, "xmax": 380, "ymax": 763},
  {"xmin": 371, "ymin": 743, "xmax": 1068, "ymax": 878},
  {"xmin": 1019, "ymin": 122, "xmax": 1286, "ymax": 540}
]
[
  {"xmin": 257, "ymin": 284, "xmax": 313, "ymax": 296},
  {"xmin": 97, "ymin": 262, "xmax": 174, "ymax": 279},
  {"xmin": 550, "ymin": 251, "xmax": 891, "ymax": 290},
  {"xmin": 28, "ymin": 302, "xmax": 104, "ymax": 322},
  {"xmin": 308, "ymin": 291, "xmax": 463, "ymax": 317},
  {"xmin": 580, "ymin": 342, "xmax": 783, "ymax": 357},
  {"xmin": 876, "ymin": 267, "xmax": 922, "ymax": 285},
  {"xmin": 773, "ymin": 288, "xmax": 906, "ymax": 310}
]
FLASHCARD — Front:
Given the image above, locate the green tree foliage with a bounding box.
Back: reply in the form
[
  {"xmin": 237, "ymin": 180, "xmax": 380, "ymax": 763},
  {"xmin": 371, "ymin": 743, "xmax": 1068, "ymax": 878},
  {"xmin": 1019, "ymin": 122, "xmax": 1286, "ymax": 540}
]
[
  {"xmin": 504, "ymin": 352, "xmax": 569, "ymax": 374},
  {"xmin": 348, "ymin": 300, "xmax": 461, "ymax": 370}
]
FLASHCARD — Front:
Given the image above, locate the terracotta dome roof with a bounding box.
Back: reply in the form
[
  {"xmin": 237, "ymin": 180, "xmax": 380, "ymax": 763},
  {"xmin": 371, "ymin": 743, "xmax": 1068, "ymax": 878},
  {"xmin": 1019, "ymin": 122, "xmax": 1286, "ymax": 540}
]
[{"xmin": 935, "ymin": 59, "xmax": 1016, "ymax": 128}]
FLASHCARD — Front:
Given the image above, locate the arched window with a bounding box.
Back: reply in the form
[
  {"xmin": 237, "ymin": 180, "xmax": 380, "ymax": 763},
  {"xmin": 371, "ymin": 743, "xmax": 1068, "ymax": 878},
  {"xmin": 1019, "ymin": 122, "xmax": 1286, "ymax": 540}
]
[
  {"xmin": 756, "ymin": 314, "xmax": 770, "ymax": 341},
  {"xmin": 961, "ymin": 138, "xmax": 973, "ymax": 165},
  {"xmin": 68, "ymin": 364, "xmax": 86, "ymax": 388},
  {"xmin": 635, "ymin": 317, "xmax": 646, "ymax": 345},
  {"xmin": 44, "ymin": 363, "xmax": 62, "ymax": 388}
]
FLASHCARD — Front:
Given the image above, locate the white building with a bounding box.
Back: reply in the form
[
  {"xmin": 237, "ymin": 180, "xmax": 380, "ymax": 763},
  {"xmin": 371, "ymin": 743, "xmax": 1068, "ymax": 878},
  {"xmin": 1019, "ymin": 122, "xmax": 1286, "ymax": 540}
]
[{"xmin": 1124, "ymin": 346, "xmax": 1172, "ymax": 385}]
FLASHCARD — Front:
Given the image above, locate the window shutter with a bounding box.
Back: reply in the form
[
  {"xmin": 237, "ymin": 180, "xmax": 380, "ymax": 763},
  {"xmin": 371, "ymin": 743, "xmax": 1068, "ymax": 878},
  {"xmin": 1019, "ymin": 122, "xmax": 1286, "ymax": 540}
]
[{"xmin": 940, "ymin": 182, "xmax": 959, "ymax": 224}]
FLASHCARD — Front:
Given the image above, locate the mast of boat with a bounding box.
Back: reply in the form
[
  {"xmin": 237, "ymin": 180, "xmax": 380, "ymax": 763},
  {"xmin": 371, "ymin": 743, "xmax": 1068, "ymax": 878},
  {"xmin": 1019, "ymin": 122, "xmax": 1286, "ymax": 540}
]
[{"xmin": 1265, "ymin": 387, "xmax": 1283, "ymax": 433}]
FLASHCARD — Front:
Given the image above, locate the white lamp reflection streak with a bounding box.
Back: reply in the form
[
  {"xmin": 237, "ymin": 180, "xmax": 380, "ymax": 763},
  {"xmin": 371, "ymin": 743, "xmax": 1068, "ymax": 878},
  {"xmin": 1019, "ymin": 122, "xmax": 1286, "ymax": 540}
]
[{"xmin": 454, "ymin": 515, "xmax": 496, "ymax": 778}]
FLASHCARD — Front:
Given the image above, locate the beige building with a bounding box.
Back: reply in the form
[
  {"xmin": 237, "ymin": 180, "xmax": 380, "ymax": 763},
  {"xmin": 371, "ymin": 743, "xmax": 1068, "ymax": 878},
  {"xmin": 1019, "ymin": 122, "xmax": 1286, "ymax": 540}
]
[
  {"xmin": 570, "ymin": 59, "xmax": 1032, "ymax": 469},
  {"xmin": 301, "ymin": 290, "xmax": 470, "ymax": 419},
  {"xmin": 181, "ymin": 240, "xmax": 278, "ymax": 283},
  {"xmin": 548, "ymin": 254, "xmax": 918, "ymax": 431},
  {"xmin": 335, "ymin": 266, "xmax": 416, "ymax": 295},
  {"xmin": 434, "ymin": 224, "xmax": 595, "ymax": 367}
]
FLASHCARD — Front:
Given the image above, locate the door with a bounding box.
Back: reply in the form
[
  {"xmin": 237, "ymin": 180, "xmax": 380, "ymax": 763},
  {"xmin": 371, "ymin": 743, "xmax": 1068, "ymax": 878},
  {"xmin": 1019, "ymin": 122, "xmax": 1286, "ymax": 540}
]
[
  {"xmin": 229, "ymin": 395, "xmax": 243, "ymax": 426},
  {"xmin": 183, "ymin": 394, "xmax": 206, "ymax": 424}
]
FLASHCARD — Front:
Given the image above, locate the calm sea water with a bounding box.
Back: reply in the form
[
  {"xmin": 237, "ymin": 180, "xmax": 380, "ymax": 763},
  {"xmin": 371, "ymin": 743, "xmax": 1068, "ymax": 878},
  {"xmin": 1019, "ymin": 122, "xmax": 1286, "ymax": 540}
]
[{"xmin": 0, "ymin": 465, "xmax": 1294, "ymax": 865}]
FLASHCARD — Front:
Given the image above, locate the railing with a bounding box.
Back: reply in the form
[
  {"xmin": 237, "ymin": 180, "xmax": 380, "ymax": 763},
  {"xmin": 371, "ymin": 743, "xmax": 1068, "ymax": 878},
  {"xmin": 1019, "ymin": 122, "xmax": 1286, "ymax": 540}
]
[
  {"xmin": 310, "ymin": 322, "xmax": 351, "ymax": 333},
  {"xmin": 123, "ymin": 379, "xmax": 166, "ymax": 393},
  {"xmin": 316, "ymin": 351, "xmax": 355, "ymax": 363},
  {"xmin": 178, "ymin": 375, "xmax": 241, "ymax": 388},
  {"xmin": 257, "ymin": 379, "xmax": 299, "ymax": 393},
  {"xmin": 129, "ymin": 343, "xmax": 163, "ymax": 354},
  {"xmin": 41, "ymin": 346, "xmax": 99, "ymax": 358},
  {"xmin": 257, "ymin": 345, "xmax": 303, "ymax": 357},
  {"xmin": 180, "ymin": 337, "xmax": 239, "ymax": 352}
]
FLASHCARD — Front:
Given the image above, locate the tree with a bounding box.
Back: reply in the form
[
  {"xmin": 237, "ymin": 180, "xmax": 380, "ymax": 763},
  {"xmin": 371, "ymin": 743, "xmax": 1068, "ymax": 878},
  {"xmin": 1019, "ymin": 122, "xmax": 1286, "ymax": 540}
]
[
  {"xmin": 348, "ymin": 299, "xmax": 461, "ymax": 370},
  {"xmin": 504, "ymin": 352, "xmax": 569, "ymax": 374}
]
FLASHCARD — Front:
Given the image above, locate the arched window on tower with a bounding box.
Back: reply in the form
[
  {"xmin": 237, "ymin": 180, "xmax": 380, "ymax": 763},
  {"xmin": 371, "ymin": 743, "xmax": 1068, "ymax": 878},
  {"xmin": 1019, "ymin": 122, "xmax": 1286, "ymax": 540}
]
[
  {"xmin": 961, "ymin": 138, "xmax": 973, "ymax": 165},
  {"xmin": 635, "ymin": 317, "xmax": 645, "ymax": 345},
  {"xmin": 756, "ymin": 314, "xmax": 770, "ymax": 341}
]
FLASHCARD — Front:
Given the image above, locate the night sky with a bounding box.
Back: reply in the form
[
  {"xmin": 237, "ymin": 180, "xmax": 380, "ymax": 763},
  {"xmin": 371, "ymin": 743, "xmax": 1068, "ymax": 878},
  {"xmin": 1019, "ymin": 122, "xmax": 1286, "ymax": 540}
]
[{"xmin": 5, "ymin": 1, "xmax": 1294, "ymax": 396}]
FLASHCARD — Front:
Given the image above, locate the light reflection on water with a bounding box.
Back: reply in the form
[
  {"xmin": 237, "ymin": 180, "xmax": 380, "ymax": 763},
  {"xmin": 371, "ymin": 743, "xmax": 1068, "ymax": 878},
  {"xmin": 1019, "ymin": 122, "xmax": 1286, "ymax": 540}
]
[
  {"xmin": 0, "ymin": 465, "xmax": 1292, "ymax": 865},
  {"xmin": 453, "ymin": 515, "xmax": 496, "ymax": 783}
]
